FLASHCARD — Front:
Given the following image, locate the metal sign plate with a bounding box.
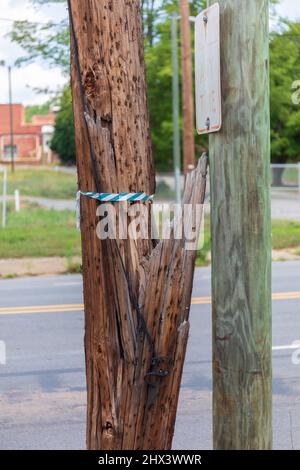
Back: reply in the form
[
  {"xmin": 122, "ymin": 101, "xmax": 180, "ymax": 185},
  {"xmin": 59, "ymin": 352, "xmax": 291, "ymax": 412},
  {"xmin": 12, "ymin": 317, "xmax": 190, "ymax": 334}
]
[{"xmin": 195, "ymin": 3, "xmax": 222, "ymax": 135}]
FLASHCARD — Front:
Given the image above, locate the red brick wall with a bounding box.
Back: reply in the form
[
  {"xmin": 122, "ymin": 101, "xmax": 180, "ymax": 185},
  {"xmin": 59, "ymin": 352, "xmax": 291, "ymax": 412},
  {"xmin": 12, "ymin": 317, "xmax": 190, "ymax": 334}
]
[
  {"xmin": 0, "ymin": 104, "xmax": 49, "ymax": 162},
  {"xmin": 0, "ymin": 104, "xmax": 25, "ymax": 134},
  {"xmin": 1, "ymin": 134, "xmax": 39, "ymax": 160}
]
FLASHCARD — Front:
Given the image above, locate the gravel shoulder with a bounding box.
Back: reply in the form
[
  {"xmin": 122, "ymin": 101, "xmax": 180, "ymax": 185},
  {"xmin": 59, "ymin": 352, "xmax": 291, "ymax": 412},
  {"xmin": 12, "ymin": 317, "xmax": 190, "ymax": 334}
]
[{"xmin": 1, "ymin": 249, "xmax": 300, "ymax": 279}]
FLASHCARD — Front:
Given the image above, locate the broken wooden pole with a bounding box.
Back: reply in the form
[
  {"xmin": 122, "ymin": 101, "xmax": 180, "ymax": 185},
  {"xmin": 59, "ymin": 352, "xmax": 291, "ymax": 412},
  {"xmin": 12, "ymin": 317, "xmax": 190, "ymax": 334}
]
[{"xmin": 69, "ymin": 0, "xmax": 208, "ymax": 450}]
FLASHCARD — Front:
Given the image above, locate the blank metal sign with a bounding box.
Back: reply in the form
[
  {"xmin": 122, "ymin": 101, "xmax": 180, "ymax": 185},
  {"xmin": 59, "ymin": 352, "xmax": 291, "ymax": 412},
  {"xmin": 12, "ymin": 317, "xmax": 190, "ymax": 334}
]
[{"xmin": 195, "ymin": 3, "xmax": 222, "ymax": 135}]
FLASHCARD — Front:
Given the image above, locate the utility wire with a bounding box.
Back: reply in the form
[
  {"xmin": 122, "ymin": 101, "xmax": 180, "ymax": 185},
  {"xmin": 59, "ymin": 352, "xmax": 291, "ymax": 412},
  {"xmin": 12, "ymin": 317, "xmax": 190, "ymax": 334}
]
[{"xmin": 67, "ymin": 0, "xmax": 167, "ymax": 384}]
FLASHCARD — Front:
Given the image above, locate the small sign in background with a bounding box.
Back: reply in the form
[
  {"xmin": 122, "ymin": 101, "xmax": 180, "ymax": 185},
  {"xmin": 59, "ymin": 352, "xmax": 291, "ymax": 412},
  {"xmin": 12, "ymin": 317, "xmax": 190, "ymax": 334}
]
[{"xmin": 195, "ymin": 3, "xmax": 222, "ymax": 135}]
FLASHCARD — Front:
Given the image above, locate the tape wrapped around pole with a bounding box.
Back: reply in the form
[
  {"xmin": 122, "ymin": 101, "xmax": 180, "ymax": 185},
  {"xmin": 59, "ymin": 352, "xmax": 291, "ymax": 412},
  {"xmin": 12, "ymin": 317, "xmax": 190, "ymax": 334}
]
[{"xmin": 80, "ymin": 191, "xmax": 154, "ymax": 202}]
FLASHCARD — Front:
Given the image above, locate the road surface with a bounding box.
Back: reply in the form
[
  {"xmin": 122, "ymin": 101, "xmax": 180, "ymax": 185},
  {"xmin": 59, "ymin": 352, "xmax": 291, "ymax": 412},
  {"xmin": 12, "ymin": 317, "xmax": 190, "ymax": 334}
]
[{"xmin": 0, "ymin": 262, "xmax": 300, "ymax": 449}]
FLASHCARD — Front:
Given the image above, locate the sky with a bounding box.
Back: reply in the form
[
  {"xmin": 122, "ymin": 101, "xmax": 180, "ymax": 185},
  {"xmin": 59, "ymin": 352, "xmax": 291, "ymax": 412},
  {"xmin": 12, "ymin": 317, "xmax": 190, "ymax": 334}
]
[
  {"xmin": 0, "ymin": 0, "xmax": 300, "ymax": 107},
  {"xmin": 0, "ymin": 0, "xmax": 68, "ymax": 106}
]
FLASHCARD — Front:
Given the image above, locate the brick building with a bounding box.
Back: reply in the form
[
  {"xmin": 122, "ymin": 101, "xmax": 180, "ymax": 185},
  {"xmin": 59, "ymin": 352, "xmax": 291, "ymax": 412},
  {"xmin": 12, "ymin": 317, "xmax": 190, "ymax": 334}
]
[{"xmin": 0, "ymin": 104, "xmax": 56, "ymax": 164}]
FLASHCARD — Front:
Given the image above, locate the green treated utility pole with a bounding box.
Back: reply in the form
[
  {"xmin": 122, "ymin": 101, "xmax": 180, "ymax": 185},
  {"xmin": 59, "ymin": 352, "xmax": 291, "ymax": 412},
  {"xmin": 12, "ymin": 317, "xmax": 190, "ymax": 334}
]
[{"xmin": 208, "ymin": 0, "xmax": 272, "ymax": 449}]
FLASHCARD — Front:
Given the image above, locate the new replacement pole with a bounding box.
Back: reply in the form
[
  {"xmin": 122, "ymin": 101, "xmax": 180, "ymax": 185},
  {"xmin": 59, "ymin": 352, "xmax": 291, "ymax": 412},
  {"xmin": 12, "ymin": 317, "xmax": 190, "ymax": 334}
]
[{"xmin": 2, "ymin": 167, "xmax": 7, "ymax": 228}]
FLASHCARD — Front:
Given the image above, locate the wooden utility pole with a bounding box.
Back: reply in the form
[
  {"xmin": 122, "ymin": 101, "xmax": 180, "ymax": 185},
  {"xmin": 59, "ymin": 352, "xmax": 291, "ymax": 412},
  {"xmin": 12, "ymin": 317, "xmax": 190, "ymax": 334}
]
[
  {"xmin": 180, "ymin": 0, "xmax": 195, "ymax": 174},
  {"xmin": 208, "ymin": 0, "xmax": 272, "ymax": 449},
  {"xmin": 69, "ymin": 0, "xmax": 208, "ymax": 450}
]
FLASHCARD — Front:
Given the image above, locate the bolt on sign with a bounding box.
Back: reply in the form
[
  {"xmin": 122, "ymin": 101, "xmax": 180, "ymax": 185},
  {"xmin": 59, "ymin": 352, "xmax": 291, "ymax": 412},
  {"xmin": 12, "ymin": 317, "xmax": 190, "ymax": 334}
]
[{"xmin": 195, "ymin": 3, "xmax": 222, "ymax": 135}]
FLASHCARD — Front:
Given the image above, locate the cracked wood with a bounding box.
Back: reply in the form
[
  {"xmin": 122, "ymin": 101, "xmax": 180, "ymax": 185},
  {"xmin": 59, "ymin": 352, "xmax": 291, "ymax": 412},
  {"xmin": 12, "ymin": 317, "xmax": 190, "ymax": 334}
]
[{"xmin": 70, "ymin": 0, "xmax": 207, "ymax": 450}]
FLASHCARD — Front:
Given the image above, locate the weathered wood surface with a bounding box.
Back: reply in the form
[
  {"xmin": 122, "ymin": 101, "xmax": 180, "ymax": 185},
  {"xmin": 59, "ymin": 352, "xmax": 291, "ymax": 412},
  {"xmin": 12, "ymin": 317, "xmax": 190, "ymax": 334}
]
[
  {"xmin": 208, "ymin": 0, "xmax": 272, "ymax": 449},
  {"xmin": 180, "ymin": 0, "xmax": 195, "ymax": 173},
  {"xmin": 69, "ymin": 0, "xmax": 207, "ymax": 450}
]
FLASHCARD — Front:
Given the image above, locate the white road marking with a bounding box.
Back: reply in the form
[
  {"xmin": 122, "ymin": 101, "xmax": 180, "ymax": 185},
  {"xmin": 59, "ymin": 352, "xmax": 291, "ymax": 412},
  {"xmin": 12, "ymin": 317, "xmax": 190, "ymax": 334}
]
[
  {"xmin": 272, "ymin": 344, "xmax": 300, "ymax": 351},
  {"xmin": 53, "ymin": 282, "xmax": 82, "ymax": 287}
]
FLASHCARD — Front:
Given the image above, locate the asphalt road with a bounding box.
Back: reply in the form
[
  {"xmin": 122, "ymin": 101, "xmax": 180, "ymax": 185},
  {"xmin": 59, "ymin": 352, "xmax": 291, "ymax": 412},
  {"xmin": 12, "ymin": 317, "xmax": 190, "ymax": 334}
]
[{"xmin": 0, "ymin": 262, "xmax": 300, "ymax": 450}]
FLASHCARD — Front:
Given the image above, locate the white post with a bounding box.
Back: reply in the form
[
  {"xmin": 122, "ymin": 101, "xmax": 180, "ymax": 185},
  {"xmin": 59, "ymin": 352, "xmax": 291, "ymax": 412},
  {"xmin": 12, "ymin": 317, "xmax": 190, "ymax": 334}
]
[
  {"xmin": 0, "ymin": 340, "xmax": 6, "ymax": 365},
  {"xmin": 2, "ymin": 167, "xmax": 7, "ymax": 228},
  {"xmin": 298, "ymin": 162, "xmax": 300, "ymax": 207},
  {"xmin": 14, "ymin": 189, "xmax": 20, "ymax": 212}
]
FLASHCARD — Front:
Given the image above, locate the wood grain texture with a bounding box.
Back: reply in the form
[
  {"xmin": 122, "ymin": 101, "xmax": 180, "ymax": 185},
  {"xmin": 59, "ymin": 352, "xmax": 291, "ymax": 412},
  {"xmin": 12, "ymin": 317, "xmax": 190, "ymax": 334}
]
[
  {"xmin": 208, "ymin": 0, "xmax": 272, "ymax": 449},
  {"xmin": 69, "ymin": 0, "xmax": 207, "ymax": 449}
]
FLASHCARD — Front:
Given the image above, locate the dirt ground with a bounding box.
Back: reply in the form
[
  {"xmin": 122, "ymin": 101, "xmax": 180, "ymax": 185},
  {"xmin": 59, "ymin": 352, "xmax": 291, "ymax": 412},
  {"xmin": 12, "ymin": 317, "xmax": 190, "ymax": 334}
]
[
  {"xmin": 0, "ymin": 257, "xmax": 81, "ymax": 278},
  {"xmin": 0, "ymin": 250, "xmax": 300, "ymax": 278}
]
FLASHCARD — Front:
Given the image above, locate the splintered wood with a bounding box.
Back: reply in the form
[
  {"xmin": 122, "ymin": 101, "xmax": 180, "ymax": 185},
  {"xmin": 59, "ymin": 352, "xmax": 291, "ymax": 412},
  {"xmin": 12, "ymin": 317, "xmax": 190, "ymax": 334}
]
[{"xmin": 70, "ymin": 0, "xmax": 207, "ymax": 449}]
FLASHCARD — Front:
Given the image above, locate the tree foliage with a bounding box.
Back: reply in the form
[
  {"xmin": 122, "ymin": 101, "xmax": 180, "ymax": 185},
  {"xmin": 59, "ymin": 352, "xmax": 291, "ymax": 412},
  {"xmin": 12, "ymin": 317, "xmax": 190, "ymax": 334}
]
[
  {"xmin": 9, "ymin": 0, "xmax": 300, "ymax": 169},
  {"xmin": 50, "ymin": 87, "xmax": 75, "ymax": 165},
  {"xmin": 10, "ymin": 0, "xmax": 208, "ymax": 169},
  {"xmin": 25, "ymin": 101, "xmax": 51, "ymax": 123},
  {"xmin": 145, "ymin": 1, "xmax": 207, "ymax": 170},
  {"xmin": 10, "ymin": 18, "xmax": 69, "ymax": 73},
  {"xmin": 270, "ymin": 21, "xmax": 300, "ymax": 163}
]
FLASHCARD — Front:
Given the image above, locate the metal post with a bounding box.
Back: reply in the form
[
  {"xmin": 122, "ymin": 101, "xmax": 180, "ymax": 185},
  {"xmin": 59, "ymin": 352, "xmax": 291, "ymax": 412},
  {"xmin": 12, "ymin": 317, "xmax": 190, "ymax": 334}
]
[
  {"xmin": 2, "ymin": 167, "xmax": 7, "ymax": 228},
  {"xmin": 171, "ymin": 12, "xmax": 181, "ymax": 205},
  {"xmin": 8, "ymin": 66, "xmax": 15, "ymax": 173},
  {"xmin": 14, "ymin": 189, "xmax": 20, "ymax": 212}
]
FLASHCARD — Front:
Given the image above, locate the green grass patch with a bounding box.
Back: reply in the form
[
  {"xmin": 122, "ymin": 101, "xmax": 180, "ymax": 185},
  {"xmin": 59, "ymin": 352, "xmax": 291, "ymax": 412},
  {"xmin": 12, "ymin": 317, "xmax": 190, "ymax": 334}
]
[
  {"xmin": 156, "ymin": 181, "xmax": 176, "ymax": 201},
  {"xmin": 196, "ymin": 219, "xmax": 300, "ymax": 266},
  {"xmin": 195, "ymin": 218, "xmax": 211, "ymax": 267},
  {"xmin": 281, "ymin": 168, "xmax": 298, "ymax": 186},
  {"xmin": 0, "ymin": 203, "xmax": 81, "ymax": 259},
  {"xmin": 272, "ymin": 220, "xmax": 300, "ymax": 250},
  {"xmin": 67, "ymin": 257, "xmax": 82, "ymax": 274},
  {"xmin": 0, "ymin": 167, "xmax": 77, "ymax": 200},
  {"xmin": 0, "ymin": 204, "xmax": 299, "ymax": 264}
]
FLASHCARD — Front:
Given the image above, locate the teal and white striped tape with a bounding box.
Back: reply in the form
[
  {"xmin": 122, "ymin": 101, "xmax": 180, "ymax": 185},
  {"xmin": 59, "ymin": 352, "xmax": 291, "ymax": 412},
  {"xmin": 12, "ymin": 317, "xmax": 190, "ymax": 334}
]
[
  {"xmin": 80, "ymin": 191, "xmax": 154, "ymax": 202},
  {"xmin": 76, "ymin": 191, "xmax": 154, "ymax": 230}
]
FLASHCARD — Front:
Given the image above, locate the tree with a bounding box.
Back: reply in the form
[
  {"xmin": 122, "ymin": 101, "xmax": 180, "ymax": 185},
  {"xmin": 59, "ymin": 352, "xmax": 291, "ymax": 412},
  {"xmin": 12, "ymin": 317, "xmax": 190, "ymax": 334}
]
[
  {"xmin": 145, "ymin": 1, "xmax": 206, "ymax": 170},
  {"xmin": 10, "ymin": 0, "xmax": 282, "ymax": 172},
  {"xmin": 9, "ymin": 0, "xmax": 208, "ymax": 171},
  {"xmin": 10, "ymin": 2, "xmax": 69, "ymax": 74},
  {"xmin": 50, "ymin": 87, "xmax": 75, "ymax": 164},
  {"xmin": 25, "ymin": 101, "xmax": 51, "ymax": 123},
  {"xmin": 142, "ymin": 0, "xmax": 158, "ymax": 47},
  {"xmin": 270, "ymin": 20, "xmax": 300, "ymax": 183}
]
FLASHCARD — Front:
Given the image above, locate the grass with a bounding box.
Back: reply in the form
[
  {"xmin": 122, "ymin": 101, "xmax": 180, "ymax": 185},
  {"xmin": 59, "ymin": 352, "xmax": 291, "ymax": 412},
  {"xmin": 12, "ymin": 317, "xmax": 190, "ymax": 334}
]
[
  {"xmin": 0, "ymin": 167, "xmax": 77, "ymax": 200},
  {"xmin": 196, "ymin": 219, "xmax": 300, "ymax": 266},
  {"xmin": 272, "ymin": 220, "xmax": 300, "ymax": 250},
  {"xmin": 195, "ymin": 218, "xmax": 211, "ymax": 267},
  {"xmin": 156, "ymin": 181, "xmax": 176, "ymax": 201},
  {"xmin": 0, "ymin": 202, "xmax": 299, "ymax": 268},
  {"xmin": 67, "ymin": 258, "xmax": 82, "ymax": 274},
  {"xmin": 0, "ymin": 203, "xmax": 81, "ymax": 259},
  {"xmin": 280, "ymin": 168, "xmax": 298, "ymax": 186}
]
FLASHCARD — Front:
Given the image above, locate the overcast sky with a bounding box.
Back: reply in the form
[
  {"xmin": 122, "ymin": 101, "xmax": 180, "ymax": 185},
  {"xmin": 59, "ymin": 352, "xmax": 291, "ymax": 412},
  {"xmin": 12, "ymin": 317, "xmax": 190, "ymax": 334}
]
[{"xmin": 0, "ymin": 0, "xmax": 300, "ymax": 106}]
